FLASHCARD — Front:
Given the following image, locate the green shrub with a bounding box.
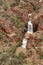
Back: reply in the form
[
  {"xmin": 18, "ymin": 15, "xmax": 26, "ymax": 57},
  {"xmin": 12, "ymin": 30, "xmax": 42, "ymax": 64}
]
[
  {"xmin": 33, "ymin": 5, "xmax": 39, "ymax": 11},
  {"xmin": 10, "ymin": 3, "xmax": 16, "ymax": 7},
  {"xmin": 0, "ymin": 53, "xmax": 5, "ymax": 64},
  {"xmin": 23, "ymin": 0, "xmax": 28, "ymax": 2},
  {"xmin": 10, "ymin": 14, "xmax": 15, "ymax": 23},
  {"xmin": 39, "ymin": 51, "xmax": 43, "ymax": 59},
  {"xmin": 18, "ymin": 52, "xmax": 26, "ymax": 60},
  {"xmin": 2, "ymin": 13, "xmax": 7, "ymax": 17},
  {"xmin": 40, "ymin": 20, "xmax": 43, "ymax": 23},
  {"xmin": 9, "ymin": 46, "xmax": 17, "ymax": 53},
  {"xmin": 0, "ymin": 23, "xmax": 2, "ymax": 28},
  {"xmin": 15, "ymin": 0, "xmax": 20, "ymax": 5},
  {"xmin": 3, "ymin": 37, "xmax": 9, "ymax": 43},
  {"xmin": 0, "ymin": 0, "xmax": 3, "ymax": 5},
  {"xmin": 0, "ymin": 33, "xmax": 3, "ymax": 39},
  {"xmin": 2, "ymin": 3, "xmax": 8, "ymax": 11}
]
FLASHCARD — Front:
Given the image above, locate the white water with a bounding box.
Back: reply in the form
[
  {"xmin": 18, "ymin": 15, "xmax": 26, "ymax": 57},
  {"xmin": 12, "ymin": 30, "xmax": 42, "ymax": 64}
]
[
  {"xmin": 39, "ymin": 0, "xmax": 42, "ymax": 2},
  {"xmin": 22, "ymin": 19, "xmax": 33, "ymax": 48},
  {"xmin": 22, "ymin": 38, "xmax": 27, "ymax": 48},
  {"xmin": 27, "ymin": 20, "xmax": 33, "ymax": 34},
  {"xmin": 28, "ymin": 13, "xmax": 32, "ymax": 16}
]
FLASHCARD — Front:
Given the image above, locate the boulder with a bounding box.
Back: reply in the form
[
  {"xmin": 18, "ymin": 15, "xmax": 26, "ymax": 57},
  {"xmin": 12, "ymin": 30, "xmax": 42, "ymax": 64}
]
[{"xmin": 25, "ymin": 32, "xmax": 30, "ymax": 39}]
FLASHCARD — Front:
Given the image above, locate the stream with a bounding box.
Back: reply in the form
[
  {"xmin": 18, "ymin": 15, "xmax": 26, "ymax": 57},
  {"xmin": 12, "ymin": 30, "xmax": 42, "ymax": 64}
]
[{"xmin": 22, "ymin": 18, "xmax": 33, "ymax": 48}]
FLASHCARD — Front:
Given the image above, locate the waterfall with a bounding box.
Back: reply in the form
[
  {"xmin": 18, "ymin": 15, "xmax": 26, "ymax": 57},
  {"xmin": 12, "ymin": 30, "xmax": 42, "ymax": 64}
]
[
  {"xmin": 22, "ymin": 38, "xmax": 27, "ymax": 48},
  {"xmin": 22, "ymin": 15, "xmax": 33, "ymax": 48},
  {"xmin": 27, "ymin": 19, "xmax": 33, "ymax": 34},
  {"xmin": 39, "ymin": 0, "xmax": 42, "ymax": 2}
]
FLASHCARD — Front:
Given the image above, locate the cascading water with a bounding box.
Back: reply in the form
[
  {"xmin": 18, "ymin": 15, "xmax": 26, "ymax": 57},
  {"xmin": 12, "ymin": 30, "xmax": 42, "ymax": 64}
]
[
  {"xmin": 27, "ymin": 19, "xmax": 33, "ymax": 34},
  {"xmin": 22, "ymin": 18, "xmax": 33, "ymax": 48},
  {"xmin": 22, "ymin": 38, "xmax": 27, "ymax": 48},
  {"xmin": 39, "ymin": 0, "xmax": 42, "ymax": 2}
]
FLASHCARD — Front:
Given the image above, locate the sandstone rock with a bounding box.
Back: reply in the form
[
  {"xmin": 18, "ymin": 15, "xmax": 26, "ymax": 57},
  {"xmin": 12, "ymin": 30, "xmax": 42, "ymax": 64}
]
[
  {"xmin": 15, "ymin": 47, "xmax": 26, "ymax": 56},
  {"xmin": 25, "ymin": 32, "xmax": 30, "ymax": 39},
  {"xmin": 27, "ymin": 42, "xmax": 32, "ymax": 49},
  {"xmin": 6, "ymin": 33, "xmax": 16, "ymax": 37}
]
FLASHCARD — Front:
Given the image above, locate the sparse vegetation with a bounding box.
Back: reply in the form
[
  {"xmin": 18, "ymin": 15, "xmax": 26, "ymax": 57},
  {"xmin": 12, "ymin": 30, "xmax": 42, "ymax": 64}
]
[
  {"xmin": 31, "ymin": 3, "xmax": 39, "ymax": 14},
  {"xmin": 2, "ymin": 3, "xmax": 8, "ymax": 11},
  {"xmin": 10, "ymin": 2, "xmax": 16, "ymax": 7},
  {"xmin": 0, "ymin": 0, "xmax": 43, "ymax": 65},
  {"xmin": 0, "ymin": 23, "xmax": 2, "ymax": 28},
  {"xmin": 15, "ymin": 0, "xmax": 20, "ymax": 5},
  {"xmin": 39, "ymin": 51, "xmax": 43, "ymax": 59},
  {"xmin": 9, "ymin": 45, "xmax": 17, "ymax": 53},
  {"xmin": 0, "ymin": 0, "xmax": 3, "ymax": 5},
  {"xmin": 23, "ymin": 0, "xmax": 28, "ymax": 2}
]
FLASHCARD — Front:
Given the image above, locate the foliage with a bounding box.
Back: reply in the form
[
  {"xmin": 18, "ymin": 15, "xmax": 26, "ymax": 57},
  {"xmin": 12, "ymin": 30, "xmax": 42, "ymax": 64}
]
[
  {"xmin": 0, "ymin": 54, "xmax": 3, "ymax": 65},
  {"xmin": 40, "ymin": 20, "xmax": 43, "ymax": 23},
  {"xmin": 23, "ymin": 0, "xmax": 28, "ymax": 2},
  {"xmin": 10, "ymin": 2, "xmax": 16, "ymax": 7},
  {"xmin": 10, "ymin": 14, "xmax": 15, "ymax": 22},
  {"xmin": 0, "ymin": 23, "xmax": 2, "ymax": 28},
  {"xmin": 10, "ymin": 14, "xmax": 26, "ymax": 30},
  {"xmin": 0, "ymin": 0, "xmax": 3, "ymax": 5},
  {"xmin": 3, "ymin": 37, "xmax": 9, "ymax": 43},
  {"xmin": 9, "ymin": 45, "xmax": 17, "ymax": 54},
  {"xmin": 39, "ymin": 51, "xmax": 43, "ymax": 59},
  {"xmin": 38, "ymin": 35, "xmax": 43, "ymax": 41},
  {"xmin": 33, "ymin": 5, "xmax": 39, "ymax": 11},
  {"xmin": 15, "ymin": 0, "xmax": 20, "ymax": 5},
  {"xmin": 0, "ymin": 50, "xmax": 27, "ymax": 65},
  {"xmin": 2, "ymin": 13, "xmax": 7, "ymax": 17},
  {"xmin": 0, "ymin": 31, "xmax": 9, "ymax": 43},
  {"xmin": 27, "ymin": 59, "xmax": 34, "ymax": 65},
  {"xmin": 2, "ymin": 3, "xmax": 8, "ymax": 11},
  {"xmin": 0, "ymin": 32, "xmax": 4, "ymax": 39},
  {"xmin": 18, "ymin": 52, "xmax": 26, "ymax": 60}
]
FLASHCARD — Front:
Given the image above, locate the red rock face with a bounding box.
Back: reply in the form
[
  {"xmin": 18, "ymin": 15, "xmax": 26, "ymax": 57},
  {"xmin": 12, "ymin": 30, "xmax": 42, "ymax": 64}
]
[
  {"xmin": 10, "ymin": 36, "xmax": 18, "ymax": 44},
  {"xmin": 0, "ymin": 29, "xmax": 2, "ymax": 32},
  {"xmin": 32, "ymin": 15, "xmax": 43, "ymax": 31},
  {"xmin": 21, "ymin": 10, "xmax": 28, "ymax": 23},
  {"xmin": 37, "ymin": 15, "xmax": 43, "ymax": 30},
  {"xmin": 38, "ymin": 23, "xmax": 43, "ymax": 30},
  {"xmin": 11, "ymin": 1, "xmax": 34, "ymax": 23},
  {"xmin": 11, "ymin": 8, "xmax": 28, "ymax": 23},
  {"xmin": 4, "ymin": 27, "xmax": 12, "ymax": 34},
  {"xmin": 20, "ymin": 1, "xmax": 34, "ymax": 13},
  {"xmin": 12, "ymin": 26, "xmax": 18, "ymax": 33}
]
